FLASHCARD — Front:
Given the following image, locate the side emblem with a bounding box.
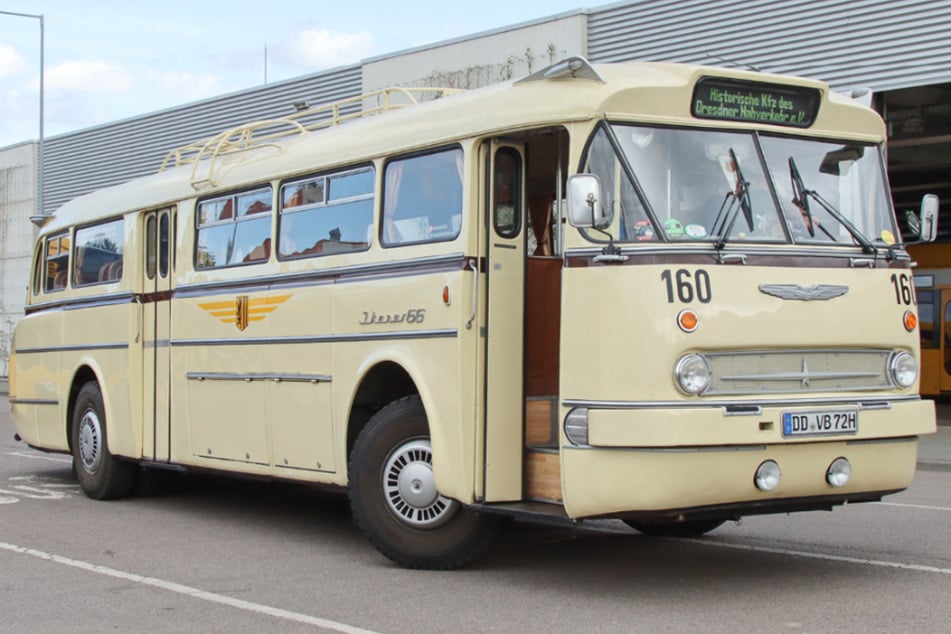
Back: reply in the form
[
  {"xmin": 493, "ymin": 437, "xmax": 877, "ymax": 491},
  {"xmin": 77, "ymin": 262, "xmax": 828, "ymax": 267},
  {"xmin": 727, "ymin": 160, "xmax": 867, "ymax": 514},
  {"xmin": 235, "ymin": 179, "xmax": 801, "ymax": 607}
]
[
  {"xmin": 235, "ymin": 295, "xmax": 250, "ymax": 331},
  {"xmin": 759, "ymin": 284, "xmax": 849, "ymax": 301},
  {"xmin": 199, "ymin": 294, "xmax": 291, "ymax": 330}
]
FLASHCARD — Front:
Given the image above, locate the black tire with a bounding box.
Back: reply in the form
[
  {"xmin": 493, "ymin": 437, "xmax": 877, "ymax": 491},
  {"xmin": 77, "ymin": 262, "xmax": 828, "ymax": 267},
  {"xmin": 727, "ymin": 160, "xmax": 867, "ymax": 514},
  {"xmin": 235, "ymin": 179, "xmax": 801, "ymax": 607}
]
[
  {"xmin": 71, "ymin": 382, "xmax": 135, "ymax": 500},
  {"xmin": 348, "ymin": 396, "xmax": 497, "ymax": 569},
  {"xmin": 623, "ymin": 518, "xmax": 725, "ymax": 538}
]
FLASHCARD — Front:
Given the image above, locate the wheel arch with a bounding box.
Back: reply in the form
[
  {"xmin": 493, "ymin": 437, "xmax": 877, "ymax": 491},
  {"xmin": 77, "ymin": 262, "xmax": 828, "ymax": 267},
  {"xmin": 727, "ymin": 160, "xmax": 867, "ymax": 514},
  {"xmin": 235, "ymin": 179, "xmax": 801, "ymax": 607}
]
[
  {"xmin": 66, "ymin": 363, "xmax": 103, "ymax": 454},
  {"xmin": 343, "ymin": 350, "xmax": 472, "ymax": 504},
  {"xmin": 346, "ymin": 360, "xmax": 418, "ymax": 460}
]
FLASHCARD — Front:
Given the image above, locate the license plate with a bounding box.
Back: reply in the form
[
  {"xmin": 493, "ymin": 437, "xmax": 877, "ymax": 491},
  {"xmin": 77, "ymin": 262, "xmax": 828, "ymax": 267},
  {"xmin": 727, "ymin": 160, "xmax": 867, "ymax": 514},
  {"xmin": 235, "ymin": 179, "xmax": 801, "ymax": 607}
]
[{"xmin": 782, "ymin": 409, "xmax": 858, "ymax": 437}]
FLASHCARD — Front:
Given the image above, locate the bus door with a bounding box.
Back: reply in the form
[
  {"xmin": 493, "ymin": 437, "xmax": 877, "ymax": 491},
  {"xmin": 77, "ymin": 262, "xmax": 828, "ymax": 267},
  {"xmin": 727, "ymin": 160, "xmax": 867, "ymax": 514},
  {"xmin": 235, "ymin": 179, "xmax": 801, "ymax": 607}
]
[
  {"xmin": 141, "ymin": 208, "xmax": 173, "ymax": 462},
  {"xmin": 940, "ymin": 289, "xmax": 951, "ymax": 394},
  {"xmin": 483, "ymin": 141, "xmax": 526, "ymax": 501}
]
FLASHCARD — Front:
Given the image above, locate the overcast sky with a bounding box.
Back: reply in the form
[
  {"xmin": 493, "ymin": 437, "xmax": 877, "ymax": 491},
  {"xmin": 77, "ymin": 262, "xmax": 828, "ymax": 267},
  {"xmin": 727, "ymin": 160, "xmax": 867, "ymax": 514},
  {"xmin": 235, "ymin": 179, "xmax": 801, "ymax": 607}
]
[{"xmin": 0, "ymin": 0, "xmax": 588, "ymax": 148}]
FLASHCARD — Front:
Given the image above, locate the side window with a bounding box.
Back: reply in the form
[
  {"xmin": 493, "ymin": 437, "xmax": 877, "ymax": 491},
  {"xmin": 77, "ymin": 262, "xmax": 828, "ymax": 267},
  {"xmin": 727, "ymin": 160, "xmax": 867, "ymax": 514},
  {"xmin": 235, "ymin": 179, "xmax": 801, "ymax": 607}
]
[
  {"xmin": 44, "ymin": 233, "xmax": 70, "ymax": 293},
  {"xmin": 74, "ymin": 219, "xmax": 124, "ymax": 286},
  {"xmin": 196, "ymin": 187, "xmax": 272, "ymax": 269},
  {"xmin": 493, "ymin": 148, "xmax": 522, "ymax": 238},
  {"xmin": 382, "ymin": 148, "xmax": 463, "ymax": 246},
  {"xmin": 583, "ymin": 126, "xmax": 655, "ymax": 242},
  {"xmin": 31, "ymin": 245, "xmax": 42, "ymax": 296},
  {"xmin": 278, "ymin": 167, "xmax": 374, "ymax": 259},
  {"xmin": 917, "ymin": 289, "xmax": 939, "ymax": 349}
]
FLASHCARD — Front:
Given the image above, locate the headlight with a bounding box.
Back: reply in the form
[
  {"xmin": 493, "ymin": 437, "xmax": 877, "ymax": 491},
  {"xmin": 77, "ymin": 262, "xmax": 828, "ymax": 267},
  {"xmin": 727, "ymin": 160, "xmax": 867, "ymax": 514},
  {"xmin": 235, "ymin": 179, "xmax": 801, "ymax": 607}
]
[
  {"xmin": 888, "ymin": 351, "xmax": 917, "ymax": 388},
  {"xmin": 754, "ymin": 460, "xmax": 781, "ymax": 491},
  {"xmin": 674, "ymin": 354, "xmax": 711, "ymax": 395}
]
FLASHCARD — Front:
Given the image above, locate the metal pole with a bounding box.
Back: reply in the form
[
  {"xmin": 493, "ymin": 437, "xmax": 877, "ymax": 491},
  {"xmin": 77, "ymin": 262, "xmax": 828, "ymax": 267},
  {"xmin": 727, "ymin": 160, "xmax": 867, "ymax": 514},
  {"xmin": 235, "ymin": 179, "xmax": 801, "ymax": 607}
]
[{"xmin": 0, "ymin": 10, "xmax": 45, "ymax": 222}]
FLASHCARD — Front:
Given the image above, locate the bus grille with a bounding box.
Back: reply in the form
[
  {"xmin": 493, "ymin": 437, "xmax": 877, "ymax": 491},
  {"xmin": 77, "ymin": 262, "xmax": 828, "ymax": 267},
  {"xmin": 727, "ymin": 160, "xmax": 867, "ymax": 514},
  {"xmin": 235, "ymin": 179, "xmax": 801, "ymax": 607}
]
[{"xmin": 702, "ymin": 349, "xmax": 892, "ymax": 395}]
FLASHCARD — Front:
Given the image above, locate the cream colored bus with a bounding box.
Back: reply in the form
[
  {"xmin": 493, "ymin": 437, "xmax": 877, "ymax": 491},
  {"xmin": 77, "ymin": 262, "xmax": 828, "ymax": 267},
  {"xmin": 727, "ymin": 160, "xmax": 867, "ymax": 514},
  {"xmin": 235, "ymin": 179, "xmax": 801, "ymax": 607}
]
[{"xmin": 8, "ymin": 57, "xmax": 939, "ymax": 569}]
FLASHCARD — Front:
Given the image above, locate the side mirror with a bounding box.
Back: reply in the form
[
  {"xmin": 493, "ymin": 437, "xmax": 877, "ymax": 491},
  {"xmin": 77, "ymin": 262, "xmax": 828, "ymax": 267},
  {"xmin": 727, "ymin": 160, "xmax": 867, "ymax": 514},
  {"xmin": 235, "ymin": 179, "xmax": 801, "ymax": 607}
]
[
  {"xmin": 566, "ymin": 174, "xmax": 611, "ymax": 230},
  {"xmin": 918, "ymin": 194, "xmax": 940, "ymax": 243}
]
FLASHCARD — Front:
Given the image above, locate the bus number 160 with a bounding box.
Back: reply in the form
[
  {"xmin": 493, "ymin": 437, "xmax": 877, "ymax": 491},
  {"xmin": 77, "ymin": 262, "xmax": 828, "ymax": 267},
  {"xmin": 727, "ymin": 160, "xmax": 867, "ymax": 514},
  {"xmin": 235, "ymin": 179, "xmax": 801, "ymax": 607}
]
[{"xmin": 661, "ymin": 268, "xmax": 712, "ymax": 304}]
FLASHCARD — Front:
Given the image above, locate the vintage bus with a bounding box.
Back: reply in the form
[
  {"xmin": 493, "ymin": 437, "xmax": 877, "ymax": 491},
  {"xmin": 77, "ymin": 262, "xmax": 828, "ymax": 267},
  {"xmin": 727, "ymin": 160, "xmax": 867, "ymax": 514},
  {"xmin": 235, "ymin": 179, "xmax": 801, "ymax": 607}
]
[
  {"xmin": 907, "ymin": 242, "xmax": 951, "ymax": 396},
  {"xmin": 8, "ymin": 57, "xmax": 939, "ymax": 569}
]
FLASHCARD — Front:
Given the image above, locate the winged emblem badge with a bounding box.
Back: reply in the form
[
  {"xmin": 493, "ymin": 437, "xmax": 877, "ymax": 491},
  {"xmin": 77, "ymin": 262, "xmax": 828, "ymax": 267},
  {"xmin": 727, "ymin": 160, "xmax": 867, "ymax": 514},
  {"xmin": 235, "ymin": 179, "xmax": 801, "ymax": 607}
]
[{"xmin": 758, "ymin": 284, "xmax": 849, "ymax": 301}]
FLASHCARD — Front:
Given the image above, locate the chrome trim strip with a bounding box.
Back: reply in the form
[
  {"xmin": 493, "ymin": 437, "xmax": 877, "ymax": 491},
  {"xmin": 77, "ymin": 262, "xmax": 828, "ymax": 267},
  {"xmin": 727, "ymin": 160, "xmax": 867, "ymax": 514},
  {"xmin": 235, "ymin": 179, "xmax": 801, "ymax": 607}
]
[
  {"xmin": 14, "ymin": 342, "xmax": 129, "ymax": 355},
  {"xmin": 565, "ymin": 245, "xmax": 910, "ymax": 262},
  {"xmin": 175, "ymin": 252, "xmax": 469, "ymax": 298},
  {"xmin": 562, "ymin": 395, "xmax": 917, "ymax": 410},
  {"xmin": 564, "ymin": 444, "xmax": 768, "ymax": 453},
  {"xmin": 722, "ymin": 370, "xmax": 881, "ymax": 382},
  {"xmin": 186, "ymin": 372, "xmax": 332, "ymax": 383},
  {"xmin": 26, "ymin": 291, "xmax": 136, "ymax": 313},
  {"xmin": 8, "ymin": 398, "xmax": 59, "ymax": 406},
  {"xmin": 171, "ymin": 328, "xmax": 457, "ymax": 347}
]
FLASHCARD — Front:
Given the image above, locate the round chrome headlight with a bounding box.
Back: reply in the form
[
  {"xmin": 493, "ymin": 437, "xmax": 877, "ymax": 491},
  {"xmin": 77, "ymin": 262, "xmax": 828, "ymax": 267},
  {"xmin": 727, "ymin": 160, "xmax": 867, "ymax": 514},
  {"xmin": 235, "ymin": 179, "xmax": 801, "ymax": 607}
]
[
  {"xmin": 674, "ymin": 354, "xmax": 711, "ymax": 395},
  {"xmin": 754, "ymin": 460, "xmax": 781, "ymax": 491},
  {"xmin": 826, "ymin": 457, "xmax": 851, "ymax": 488},
  {"xmin": 889, "ymin": 351, "xmax": 917, "ymax": 388}
]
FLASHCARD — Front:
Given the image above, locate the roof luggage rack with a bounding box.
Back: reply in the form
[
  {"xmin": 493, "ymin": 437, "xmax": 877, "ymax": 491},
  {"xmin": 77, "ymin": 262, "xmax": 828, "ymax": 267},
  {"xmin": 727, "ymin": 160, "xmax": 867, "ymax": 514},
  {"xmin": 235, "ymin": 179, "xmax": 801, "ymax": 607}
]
[{"xmin": 159, "ymin": 86, "xmax": 464, "ymax": 190}]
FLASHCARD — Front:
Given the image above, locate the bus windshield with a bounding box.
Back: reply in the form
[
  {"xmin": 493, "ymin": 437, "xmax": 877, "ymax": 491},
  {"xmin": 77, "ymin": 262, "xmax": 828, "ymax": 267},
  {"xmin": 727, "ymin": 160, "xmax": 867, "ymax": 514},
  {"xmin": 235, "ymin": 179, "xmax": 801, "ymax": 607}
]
[{"xmin": 602, "ymin": 124, "xmax": 897, "ymax": 246}]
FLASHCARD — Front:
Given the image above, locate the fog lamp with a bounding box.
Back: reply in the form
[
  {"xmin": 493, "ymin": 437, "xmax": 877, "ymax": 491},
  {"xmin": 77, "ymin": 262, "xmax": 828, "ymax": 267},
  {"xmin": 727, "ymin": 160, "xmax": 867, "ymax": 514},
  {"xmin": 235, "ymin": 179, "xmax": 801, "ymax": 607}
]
[
  {"xmin": 826, "ymin": 457, "xmax": 851, "ymax": 487},
  {"xmin": 754, "ymin": 460, "xmax": 781, "ymax": 491},
  {"xmin": 564, "ymin": 409, "xmax": 589, "ymax": 446}
]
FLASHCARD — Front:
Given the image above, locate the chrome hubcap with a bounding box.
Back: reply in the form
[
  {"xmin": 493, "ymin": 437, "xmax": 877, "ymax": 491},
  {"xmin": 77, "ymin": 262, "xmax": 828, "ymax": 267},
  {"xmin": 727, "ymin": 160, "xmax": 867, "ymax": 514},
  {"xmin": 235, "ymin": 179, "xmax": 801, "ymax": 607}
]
[
  {"xmin": 383, "ymin": 439, "xmax": 456, "ymax": 528},
  {"xmin": 77, "ymin": 410, "xmax": 103, "ymax": 474}
]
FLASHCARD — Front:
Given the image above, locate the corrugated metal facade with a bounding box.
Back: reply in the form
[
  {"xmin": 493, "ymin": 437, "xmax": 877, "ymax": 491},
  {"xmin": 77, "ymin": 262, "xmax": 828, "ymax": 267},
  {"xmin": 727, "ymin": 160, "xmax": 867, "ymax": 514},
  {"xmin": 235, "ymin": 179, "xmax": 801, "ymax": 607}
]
[
  {"xmin": 587, "ymin": 0, "xmax": 951, "ymax": 91},
  {"xmin": 41, "ymin": 64, "xmax": 362, "ymax": 215}
]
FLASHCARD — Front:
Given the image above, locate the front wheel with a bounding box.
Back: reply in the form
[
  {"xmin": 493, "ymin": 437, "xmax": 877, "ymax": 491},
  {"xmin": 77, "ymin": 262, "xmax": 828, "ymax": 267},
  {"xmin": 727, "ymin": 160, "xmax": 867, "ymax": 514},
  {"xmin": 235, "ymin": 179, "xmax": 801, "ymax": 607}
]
[
  {"xmin": 623, "ymin": 518, "xmax": 725, "ymax": 538},
  {"xmin": 348, "ymin": 396, "xmax": 497, "ymax": 569},
  {"xmin": 71, "ymin": 382, "xmax": 135, "ymax": 500}
]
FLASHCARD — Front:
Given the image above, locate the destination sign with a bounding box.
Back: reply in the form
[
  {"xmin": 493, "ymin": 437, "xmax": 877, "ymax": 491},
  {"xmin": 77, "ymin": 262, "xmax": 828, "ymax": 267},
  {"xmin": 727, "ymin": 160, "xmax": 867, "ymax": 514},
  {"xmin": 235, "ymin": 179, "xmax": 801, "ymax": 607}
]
[{"xmin": 692, "ymin": 77, "xmax": 820, "ymax": 128}]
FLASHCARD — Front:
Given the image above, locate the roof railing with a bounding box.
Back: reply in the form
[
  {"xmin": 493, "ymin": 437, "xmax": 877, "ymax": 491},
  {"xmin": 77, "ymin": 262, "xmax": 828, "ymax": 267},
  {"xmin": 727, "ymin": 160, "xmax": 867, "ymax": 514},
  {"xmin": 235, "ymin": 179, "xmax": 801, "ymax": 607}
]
[{"xmin": 159, "ymin": 86, "xmax": 464, "ymax": 190}]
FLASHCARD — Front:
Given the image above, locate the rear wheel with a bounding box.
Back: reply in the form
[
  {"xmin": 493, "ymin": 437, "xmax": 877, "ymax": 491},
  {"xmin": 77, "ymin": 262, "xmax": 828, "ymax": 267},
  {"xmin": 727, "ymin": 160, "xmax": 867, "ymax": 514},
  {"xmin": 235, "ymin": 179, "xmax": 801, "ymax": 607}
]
[
  {"xmin": 623, "ymin": 518, "xmax": 725, "ymax": 538},
  {"xmin": 71, "ymin": 382, "xmax": 135, "ymax": 500},
  {"xmin": 349, "ymin": 396, "xmax": 497, "ymax": 569}
]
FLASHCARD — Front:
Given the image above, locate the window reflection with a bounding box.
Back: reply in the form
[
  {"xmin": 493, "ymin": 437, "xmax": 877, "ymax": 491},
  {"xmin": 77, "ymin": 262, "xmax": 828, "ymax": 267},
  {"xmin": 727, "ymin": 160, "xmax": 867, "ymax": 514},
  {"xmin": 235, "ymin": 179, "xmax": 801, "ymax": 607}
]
[{"xmin": 196, "ymin": 187, "xmax": 273, "ymax": 269}]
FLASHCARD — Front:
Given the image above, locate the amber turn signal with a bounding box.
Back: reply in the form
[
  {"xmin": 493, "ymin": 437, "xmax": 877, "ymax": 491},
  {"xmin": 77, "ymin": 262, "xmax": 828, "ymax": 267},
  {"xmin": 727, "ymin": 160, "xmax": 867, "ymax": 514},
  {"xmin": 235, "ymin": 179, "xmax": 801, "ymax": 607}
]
[
  {"xmin": 678, "ymin": 309, "xmax": 699, "ymax": 333},
  {"xmin": 903, "ymin": 310, "xmax": 917, "ymax": 332}
]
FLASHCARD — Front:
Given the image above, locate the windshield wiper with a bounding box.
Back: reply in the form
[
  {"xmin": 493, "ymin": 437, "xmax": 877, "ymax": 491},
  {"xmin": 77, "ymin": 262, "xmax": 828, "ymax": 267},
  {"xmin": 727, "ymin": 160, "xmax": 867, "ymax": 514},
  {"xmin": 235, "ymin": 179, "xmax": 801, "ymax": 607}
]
[
  {"xmin": 787, "ymin": 156, "xmax": 877, "ymax": 255},
  {"xmin": 713, "ymin": 148, "xmax": 754, "ymax": 250}
]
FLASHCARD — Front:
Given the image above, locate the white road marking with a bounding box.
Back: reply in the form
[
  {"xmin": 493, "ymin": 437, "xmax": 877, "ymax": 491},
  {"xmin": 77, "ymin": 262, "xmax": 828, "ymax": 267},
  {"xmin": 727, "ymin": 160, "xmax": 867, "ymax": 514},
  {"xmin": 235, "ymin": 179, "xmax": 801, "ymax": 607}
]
[
  {"xmin": 6, "ymin": 451, "xmax": 72, "ymax": 464},
  {"xmin": 695, "ymin": 539, "xmax": 951, "ymax": 576},
  {"xmin": 0, "ymin": 541, "xmax": 381, "ymax": 633},
  {"xmin": 876, "ymin": 501, "xmax": 951, "ymax": 512}
]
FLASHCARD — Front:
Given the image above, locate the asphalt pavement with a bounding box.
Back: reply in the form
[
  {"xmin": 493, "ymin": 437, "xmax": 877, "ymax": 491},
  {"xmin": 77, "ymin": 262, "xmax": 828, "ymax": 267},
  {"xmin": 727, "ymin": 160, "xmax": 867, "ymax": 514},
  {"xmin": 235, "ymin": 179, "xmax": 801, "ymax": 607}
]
[{"xmin": 1, "ymin": 378, "xmax": 949, "ymax": 470}]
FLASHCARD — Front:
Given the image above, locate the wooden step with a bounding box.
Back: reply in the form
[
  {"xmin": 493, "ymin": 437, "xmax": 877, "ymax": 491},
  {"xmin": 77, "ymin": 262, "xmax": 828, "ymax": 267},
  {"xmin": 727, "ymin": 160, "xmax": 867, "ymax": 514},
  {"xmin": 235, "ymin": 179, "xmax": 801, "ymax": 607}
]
[
  {"xmin": 525, "ymin": 396, "xmax": 557, "ymax": 447},
  {"xmin": 524, "ymin": 449, "xmax": 562, "ymax": 502}
]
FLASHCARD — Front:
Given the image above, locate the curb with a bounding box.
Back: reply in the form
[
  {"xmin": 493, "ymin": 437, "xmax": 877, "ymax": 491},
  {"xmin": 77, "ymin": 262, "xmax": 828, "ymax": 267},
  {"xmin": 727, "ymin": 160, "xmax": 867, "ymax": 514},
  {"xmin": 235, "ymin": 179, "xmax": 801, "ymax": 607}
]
[{"xmin": 917, "ymin": 461, "xmax": 951, "ymax": 473}]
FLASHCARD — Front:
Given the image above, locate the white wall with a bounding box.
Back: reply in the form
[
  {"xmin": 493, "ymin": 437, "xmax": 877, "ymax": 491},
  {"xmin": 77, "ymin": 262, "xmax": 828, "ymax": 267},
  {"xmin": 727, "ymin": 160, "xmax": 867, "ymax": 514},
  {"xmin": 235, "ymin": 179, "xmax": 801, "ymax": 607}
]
[
  {"xmin": 0, "ymin": 141, "xmax": 37, "ymax": 376},
  {"xmin": 362, "ymin": 13, "xmax": 587, "ymax": 92}
]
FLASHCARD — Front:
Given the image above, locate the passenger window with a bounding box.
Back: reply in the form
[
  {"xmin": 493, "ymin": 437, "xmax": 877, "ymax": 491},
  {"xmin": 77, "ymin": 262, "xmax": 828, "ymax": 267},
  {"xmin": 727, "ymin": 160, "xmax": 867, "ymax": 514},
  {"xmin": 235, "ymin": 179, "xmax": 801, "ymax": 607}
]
[
  {"xmin": 31, "ymin": 246, "xmax": 42, "ymax": 296},
  {"xmin": 382, "ymin": 148, "xmax": 463, "ymax": 246},
  {"xmin": 279, "ymin": 168, "xmax": 374, "ymax": 259},
  {"xmin": 44, "ymin": 233, "xmax": 70, "ymax": 292},
  {"xmin": 196, "ymin": 187, "xmax": 273, "ymax": 269},
  {"xmin": 74, "ymin": 219, "xmax": 124, "ymax": 287}
]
